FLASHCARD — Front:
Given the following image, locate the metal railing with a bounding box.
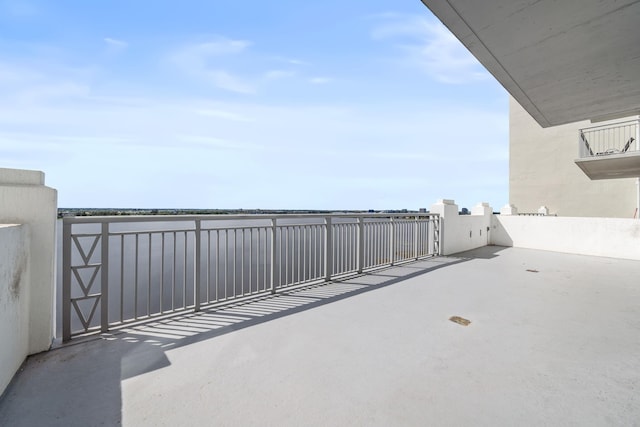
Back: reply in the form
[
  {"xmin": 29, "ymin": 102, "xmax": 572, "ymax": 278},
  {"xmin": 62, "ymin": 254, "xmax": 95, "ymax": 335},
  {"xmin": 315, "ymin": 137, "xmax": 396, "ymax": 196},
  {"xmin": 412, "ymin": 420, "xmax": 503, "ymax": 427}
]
[
  {"xmin": 579, "ymin": 119, "xmax": 639, "ymax": 158},
  {"xmin": 62, "ymin": 213, "xmax": 440, "ymax": 341}
]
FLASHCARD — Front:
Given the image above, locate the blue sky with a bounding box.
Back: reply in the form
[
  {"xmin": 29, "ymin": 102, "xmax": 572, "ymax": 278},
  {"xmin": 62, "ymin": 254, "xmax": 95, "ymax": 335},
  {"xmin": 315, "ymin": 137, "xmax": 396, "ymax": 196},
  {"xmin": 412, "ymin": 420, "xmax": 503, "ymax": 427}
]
[{"xmin": 0, "ymin": 0, "xmax": 508, "ymax": 210}]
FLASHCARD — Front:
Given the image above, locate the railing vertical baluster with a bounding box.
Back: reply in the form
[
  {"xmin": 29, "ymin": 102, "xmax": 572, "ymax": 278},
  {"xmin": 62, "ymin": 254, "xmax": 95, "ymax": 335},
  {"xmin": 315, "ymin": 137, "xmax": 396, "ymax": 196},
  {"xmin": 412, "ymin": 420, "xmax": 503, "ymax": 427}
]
[
  {"xmin": 337, "ymin": 225, "xmax": 342, "ymax": 274},
  {"xmin": 100, "ymin": 222, "xmax": 109, "ymax": 333},
  {"xmin": 158, "ymin": 232, "xmax": 166, "ymax": 313},
  {"xmin": 284, "ymin": 227, "xmax": 289, "ymax": 286},
  {"xmin": 303, "ymin": 226, "xmax": 308, "ymax": 282},
  {"xmin": 313, "ymin": 225, "xmax": 317, "ymax": 278},
  {"xmin": 206, "ymin": 230, "xmax": 210, "ymax": 302},
  {"xmin": 270, "ymin": 218, "xmax": 277, "ymax": 293},
  {"xmin": 172, "ymin": 231, "xmax": 176, "ymax": 310},
  {"xmin": 324, "ymin": 217, "xmax": 332, "ymax": 282},
  {"xmin": 389, "ymin": 217, "xmax": 395, "ymax": 266},
  {"xmin": 297, "ymin": 227, "xmax": 302, "ymax": 283},
  {"xmin": 357, "ymin": 218, "xmax": 364, "ymax": 273},
  {"xmin": 183, "ymin": 231, "xmax": 187, "ymax": 308},
  {"xmin": 121, "ymin": 236, "xmax": 125, "ymax": 320},
  {"xmin": 438, "ymin": 216, "xmax": 443, "ymax": 256},
  {"xmin": 216, "ymin": 230, "xmax": 220, "ymax": 301},
  {"xmin": 224, "ymin": 230, "xmax": 228, "ymax": 299},
  {"xmin": 249, "ymin": 228, "xmax": 253, "ymax": 293},
  {"xmin": 414, "ymin": 216, "xmax": 419, "ymax": 260},
  {"xmin": 194, "ymin": 219, "xmax": 201, "ymax": 311},
  {"xmin": 147, "ymin": 233, "xmax": 152, "ymax": 316},
  {"xmin": 62, "ymin": 220, "xmax": 72, "ymax": 342},
  {"xmin": 134, "ymin": 233, "xmax": 139, "ymax": 319},
  {"xmin": 240, "ymin": 228, "xmax": 245, "ymax": 296},
  {"xmin": 232, "ymin": 230, "xmax": 237, "ymax": 297},
  {"xmin": 262, "ymin": 228, "xmax": 267, "ymax": 292}
]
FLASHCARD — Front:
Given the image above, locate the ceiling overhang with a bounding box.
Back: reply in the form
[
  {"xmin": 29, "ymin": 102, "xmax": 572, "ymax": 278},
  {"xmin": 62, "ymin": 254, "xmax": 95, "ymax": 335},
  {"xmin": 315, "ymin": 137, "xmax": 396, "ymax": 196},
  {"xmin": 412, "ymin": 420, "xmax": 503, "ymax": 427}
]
[{"xmin": 421, "ymin": 0, "xmax": 640, "ymax": 127}]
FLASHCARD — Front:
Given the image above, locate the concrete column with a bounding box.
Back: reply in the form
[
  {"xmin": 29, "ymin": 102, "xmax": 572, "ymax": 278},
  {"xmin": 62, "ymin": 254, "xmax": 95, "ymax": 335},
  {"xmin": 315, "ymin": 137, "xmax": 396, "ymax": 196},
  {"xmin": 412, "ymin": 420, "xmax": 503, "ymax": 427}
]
[{"xmin": 0, "ymin": 168, "xmax": 58, "ymax": 353}]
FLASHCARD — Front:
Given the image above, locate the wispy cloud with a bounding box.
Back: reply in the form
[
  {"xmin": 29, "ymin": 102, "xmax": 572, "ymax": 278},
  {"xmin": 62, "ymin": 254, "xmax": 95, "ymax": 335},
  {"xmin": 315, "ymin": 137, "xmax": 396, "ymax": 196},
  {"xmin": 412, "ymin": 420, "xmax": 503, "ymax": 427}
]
[
  {"xmin": 171, "ymin": 38, "xmax": 255, "ymax": 94},
  {"xmin": 205, "ymin": 70, "xmax": 255, "ymax": 94},
  {"xmin": 287, "ymin": 58, "xmax": 309, "ymax": 66},
  {"xmin": 177, "ymin": 134, "xmax": 263, "ymax": 150},
  {"xmin": 371, "ymin": 15, "xmax": 489, "ymax": 84},
  {"xmin": 264, "ymin": 69, "xmax": 296, "ymax": 80},
  {"xmin": 195, "ymin": 108, "xmax": 252, "ymax": 122},
  {"xmin": 104, "ymin": 37, "xmax": 128, "ymax": 54},
  {"xmin": 17, "ymin": 82, "xmax": 90, "ymax": 103},
  {"xmin": 309, "ymin": 77, "xmax": 332, "ymax": 85},
  {"xmin": 0, "ymin": 62, "xmax": 43, "ymax": 83},
  {"xmin": 271, "ymin": 56, "xmax": 310, "ymax": 66}
]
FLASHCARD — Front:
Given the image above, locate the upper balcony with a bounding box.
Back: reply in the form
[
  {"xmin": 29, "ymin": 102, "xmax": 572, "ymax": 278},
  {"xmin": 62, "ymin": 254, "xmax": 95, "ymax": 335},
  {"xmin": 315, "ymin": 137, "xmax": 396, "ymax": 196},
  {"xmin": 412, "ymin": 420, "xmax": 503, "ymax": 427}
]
[{"xmin": 575, "ymin": 119, "xmax": 640, "ymax": 180}]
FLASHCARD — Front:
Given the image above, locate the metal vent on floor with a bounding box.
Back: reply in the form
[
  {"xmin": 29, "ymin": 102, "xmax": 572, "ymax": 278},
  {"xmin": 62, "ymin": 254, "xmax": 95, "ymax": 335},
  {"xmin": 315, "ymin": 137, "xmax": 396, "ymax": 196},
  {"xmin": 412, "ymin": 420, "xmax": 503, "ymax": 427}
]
[{"xmin": 449, "ymin": 316, "xmax": 471, "ymax": 326}]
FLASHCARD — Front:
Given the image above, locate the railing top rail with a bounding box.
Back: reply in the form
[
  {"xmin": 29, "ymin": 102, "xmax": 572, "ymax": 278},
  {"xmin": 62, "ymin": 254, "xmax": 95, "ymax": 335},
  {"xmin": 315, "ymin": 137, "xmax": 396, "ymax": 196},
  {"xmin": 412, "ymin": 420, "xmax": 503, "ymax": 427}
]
[
  {"xmin": 62, "ymin": 212, "xmax": 439, "ymax": 224},
  {"xmin": 579, "ymin": 119, "xmax": 639, "ymax": 133}
]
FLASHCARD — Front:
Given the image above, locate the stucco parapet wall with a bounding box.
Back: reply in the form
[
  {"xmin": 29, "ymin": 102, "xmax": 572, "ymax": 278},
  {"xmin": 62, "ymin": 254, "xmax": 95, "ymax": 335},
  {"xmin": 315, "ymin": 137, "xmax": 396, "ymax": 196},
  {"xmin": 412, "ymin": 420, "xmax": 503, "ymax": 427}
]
[
  {"xmin": 430, "ymin": 199, "xmax": 493, "ymax": 256},
  {"xmin": 0, "ymin": 168, "xmax": 44, "ymax": 186},
  {"xmin": 0, "ymin": 168, "xmax": 57, "ymax": 355},
  {"xmin": 0, "ymin": 223, "xmax": 30, "ymax": 395},
  {"xmin": 491, "ymin": 215, "xmax": 640, "ymax": 260}
]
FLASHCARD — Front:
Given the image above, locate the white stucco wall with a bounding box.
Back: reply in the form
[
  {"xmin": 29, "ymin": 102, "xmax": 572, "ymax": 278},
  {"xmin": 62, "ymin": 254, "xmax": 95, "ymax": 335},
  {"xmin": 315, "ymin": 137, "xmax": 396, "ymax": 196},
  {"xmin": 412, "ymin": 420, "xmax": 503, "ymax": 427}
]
[
  {"xmin": 0, "ymin": 224, "xmax": 30, "ymax": 395},
  {"xmin": 430, "ymin": 200, "xmax": 493, "ymax": 256},
  {"xmin": 0, "ymin": 168, "xmax": 57, "ymax": 354},
  {"xmin": 492, "ymin": 215, "xmax": 640, "ymax": 260},
  {"xmin": 510, "ymin": 97, "xmax": 638, "ymax": 218}
]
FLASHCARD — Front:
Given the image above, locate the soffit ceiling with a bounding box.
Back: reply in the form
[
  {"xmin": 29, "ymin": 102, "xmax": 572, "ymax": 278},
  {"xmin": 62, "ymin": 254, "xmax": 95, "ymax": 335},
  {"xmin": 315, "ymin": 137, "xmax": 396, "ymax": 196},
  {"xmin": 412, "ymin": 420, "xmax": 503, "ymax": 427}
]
[{"xmin": 421, "ymin": 0, "xmax": 640, "ymax": 127}]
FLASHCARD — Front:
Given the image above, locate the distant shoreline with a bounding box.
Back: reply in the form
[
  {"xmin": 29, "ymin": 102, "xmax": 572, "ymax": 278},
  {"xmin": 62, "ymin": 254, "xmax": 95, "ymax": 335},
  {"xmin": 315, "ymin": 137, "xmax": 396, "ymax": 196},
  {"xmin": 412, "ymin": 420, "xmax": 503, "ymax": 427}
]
[{"xmin": 57, "ymin": 208, "xmax": 416, "ymax": 218}]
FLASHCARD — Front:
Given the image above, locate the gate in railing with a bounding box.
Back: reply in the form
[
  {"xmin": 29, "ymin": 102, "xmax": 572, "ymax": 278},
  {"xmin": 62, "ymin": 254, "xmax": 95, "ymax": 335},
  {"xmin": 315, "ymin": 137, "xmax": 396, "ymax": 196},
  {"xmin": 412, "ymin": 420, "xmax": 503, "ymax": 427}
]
[{"xmin": 62, "ymin": 213, "xmax": 440, "ymax": 341}]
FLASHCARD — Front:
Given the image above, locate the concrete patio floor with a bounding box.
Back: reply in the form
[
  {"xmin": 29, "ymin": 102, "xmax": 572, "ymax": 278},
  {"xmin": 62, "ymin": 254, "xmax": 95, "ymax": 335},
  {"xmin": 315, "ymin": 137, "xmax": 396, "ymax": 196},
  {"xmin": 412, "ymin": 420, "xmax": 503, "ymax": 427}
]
[{"xmin": 1, "ymin": 246, "xmax": 640, "ymax": 426}]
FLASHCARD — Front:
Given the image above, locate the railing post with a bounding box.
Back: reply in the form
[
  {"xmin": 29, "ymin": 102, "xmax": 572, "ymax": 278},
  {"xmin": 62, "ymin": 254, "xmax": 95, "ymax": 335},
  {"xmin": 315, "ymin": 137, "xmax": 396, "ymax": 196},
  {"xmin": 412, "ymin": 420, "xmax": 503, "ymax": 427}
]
[
  {"xmin": 270, "ymin": 218, "xmax": 277, "ymax": 293},
  {"xmin": 438, "ymin": 216, "xmax": 443, "ymax": 256},
  {"xmin": 414, "ymin": 216, "xmax": 419, "ymax": 260},
  {"xmin": 431, "ymin": 216, "xmax": 438, "ymax": 256},
  {"xmin": 100, "ymin": 222, "xmax": 109, "ymax": 333},
  {"xmin": 324, "ymin": 217, "xmax": 333, "ymax": 281},
  {"xmin": 62, "ymin": 220, "xmax": 72, "ymax": 342},
  {"xmin": 357, "ymin": 217, "xmax": 364, "ymax": 274},
  {"xmin": 389, "ymin": 217, "xmax": 395, "ymax": 265},
  {"xmin": 194, "ymin": 219, "xmax": 201, "ymax": 311},
  {"xmin": 636, "ymin": 120, "xmax": 640, "ymax": 219}
]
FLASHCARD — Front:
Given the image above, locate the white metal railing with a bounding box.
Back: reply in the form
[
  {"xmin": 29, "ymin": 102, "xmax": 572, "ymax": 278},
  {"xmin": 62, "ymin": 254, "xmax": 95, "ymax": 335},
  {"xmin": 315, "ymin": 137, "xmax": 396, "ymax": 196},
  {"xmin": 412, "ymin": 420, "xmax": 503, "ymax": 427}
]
[
  {"xmin": 62, "ymin": 213, "xmax": 440, "ymax": 341},
  {"xmin": 579, "ymin": 119, "xmax": 639, "ymax": 158}
]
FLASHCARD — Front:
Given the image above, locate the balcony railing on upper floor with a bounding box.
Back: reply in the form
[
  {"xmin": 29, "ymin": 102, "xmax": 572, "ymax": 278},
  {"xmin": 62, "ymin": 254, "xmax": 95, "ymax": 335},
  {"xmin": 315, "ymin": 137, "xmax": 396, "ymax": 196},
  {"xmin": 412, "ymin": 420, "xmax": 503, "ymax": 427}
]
[
  {"xmin": 62, "ymin": 213, "xmax": 441, "ymax": 341},
  {"xmin": 579, "ymin": 120, "xmax": 638, "ymax": 158},
  {"xmin": 576, "ymin": 119, "xmax": 640, "ymax": 180}
]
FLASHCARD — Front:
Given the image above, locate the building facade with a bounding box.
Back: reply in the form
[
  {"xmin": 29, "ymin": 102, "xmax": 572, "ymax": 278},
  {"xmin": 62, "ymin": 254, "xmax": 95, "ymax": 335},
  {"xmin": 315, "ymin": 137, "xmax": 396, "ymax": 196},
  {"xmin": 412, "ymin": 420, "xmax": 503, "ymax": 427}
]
[{"xmin": 510, "ymin": 97, "xmax": 639, "ymax": 218}]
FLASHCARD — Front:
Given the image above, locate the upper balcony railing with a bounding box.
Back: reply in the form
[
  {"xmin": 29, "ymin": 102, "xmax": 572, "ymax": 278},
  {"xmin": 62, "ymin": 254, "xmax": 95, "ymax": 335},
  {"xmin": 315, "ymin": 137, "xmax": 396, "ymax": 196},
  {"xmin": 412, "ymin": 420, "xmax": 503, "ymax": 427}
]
[
  {"xmin": 62, "ymin": 212, "xmax": 441, "ymax": 341},
  {"xmin": 578, "ymin": 119, "xmax": 639, "ymax": 158}
]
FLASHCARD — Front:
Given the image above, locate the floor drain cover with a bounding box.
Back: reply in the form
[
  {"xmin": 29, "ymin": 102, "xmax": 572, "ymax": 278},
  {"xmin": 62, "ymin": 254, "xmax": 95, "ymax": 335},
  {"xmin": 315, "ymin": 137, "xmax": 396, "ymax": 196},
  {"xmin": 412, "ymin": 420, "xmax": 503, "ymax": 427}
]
[{"xmin": 449, "ymin": 316, "xmax": 471, "ymax": 326}]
